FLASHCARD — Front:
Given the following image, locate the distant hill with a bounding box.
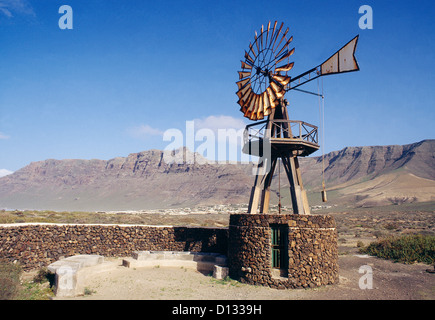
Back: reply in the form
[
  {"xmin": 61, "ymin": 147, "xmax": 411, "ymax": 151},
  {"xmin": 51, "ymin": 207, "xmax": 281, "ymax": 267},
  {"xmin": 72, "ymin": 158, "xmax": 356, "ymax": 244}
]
[
  {"xmin": 0, "ymin": 140, "xmax": 434, "ymax": 211},
  {"xmin": 299, "ymin": 139, "xmax": 435, "ymax": 207}
]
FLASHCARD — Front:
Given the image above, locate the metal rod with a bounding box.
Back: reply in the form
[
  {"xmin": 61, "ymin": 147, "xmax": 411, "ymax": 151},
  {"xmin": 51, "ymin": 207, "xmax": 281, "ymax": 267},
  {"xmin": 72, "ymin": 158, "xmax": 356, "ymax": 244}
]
[
  {"xmin": 285, "ymin": 66, "xmax": 320, "ymax": 92},
  {"xmin": 292, "ymin": 87, "xmax": 324, "ymax": 97}
]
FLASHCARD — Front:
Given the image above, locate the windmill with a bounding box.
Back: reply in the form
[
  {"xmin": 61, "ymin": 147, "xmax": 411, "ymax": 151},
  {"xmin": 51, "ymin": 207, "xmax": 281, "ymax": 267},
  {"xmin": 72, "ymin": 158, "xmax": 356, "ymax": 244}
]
[{"xmin": 236, "ymin": 21, "xmax": 359, "ymax": 214}]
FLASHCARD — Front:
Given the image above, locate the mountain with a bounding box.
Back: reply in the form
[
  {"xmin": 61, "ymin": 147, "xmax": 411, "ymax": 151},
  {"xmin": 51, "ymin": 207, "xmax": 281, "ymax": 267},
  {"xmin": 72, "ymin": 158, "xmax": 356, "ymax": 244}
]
[
  {"xmin": 298, "ymin": 139, "xmax": 435, "ymax": 207},
  {"xmin": 303, "ymin": 139, "xmax": 435, "ymax": 184},
  {"xmin": 0, "ymin": 140, "xmax": 434, "ymax": 211},
  {"xmin": 0, "ymin": 148, "xmax": 254, "ymax": 211}
]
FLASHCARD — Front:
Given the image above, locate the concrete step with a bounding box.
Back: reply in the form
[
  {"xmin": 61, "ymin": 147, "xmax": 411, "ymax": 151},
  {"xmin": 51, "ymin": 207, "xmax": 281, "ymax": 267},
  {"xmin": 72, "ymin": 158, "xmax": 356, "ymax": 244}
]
[
  {"xmin": 123, "ymin": 251, "xmax": 227, "ymax": 273},
  {"xmin": 122, "ymin": 257, "xmax": 217, "ymax": 272},
  {"xmin": 131, "ymin": 251, "xmax": 224, "ymax": 262}
]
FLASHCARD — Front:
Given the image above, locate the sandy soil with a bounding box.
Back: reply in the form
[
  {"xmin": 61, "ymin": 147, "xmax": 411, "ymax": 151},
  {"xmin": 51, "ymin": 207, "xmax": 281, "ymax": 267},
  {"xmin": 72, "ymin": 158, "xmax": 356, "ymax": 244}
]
[{"xmin": 54, "ymin": 250, "xmax": 434, "ymax": 300}]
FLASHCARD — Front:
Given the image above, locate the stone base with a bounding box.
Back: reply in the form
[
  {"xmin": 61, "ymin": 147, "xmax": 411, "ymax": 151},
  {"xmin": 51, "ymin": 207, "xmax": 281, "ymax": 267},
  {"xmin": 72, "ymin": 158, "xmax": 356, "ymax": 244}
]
[{"xmin": 228, "ymin": 214, "xmax": 338, "ymax": 289}]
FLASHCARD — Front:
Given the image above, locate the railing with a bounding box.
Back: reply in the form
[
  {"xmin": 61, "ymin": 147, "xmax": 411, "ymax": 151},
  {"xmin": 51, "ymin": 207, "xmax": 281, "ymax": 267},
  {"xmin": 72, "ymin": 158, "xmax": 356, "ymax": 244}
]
[{"xmin": 244, "ymin": 119, "xmax": 319, "ymax": 146}]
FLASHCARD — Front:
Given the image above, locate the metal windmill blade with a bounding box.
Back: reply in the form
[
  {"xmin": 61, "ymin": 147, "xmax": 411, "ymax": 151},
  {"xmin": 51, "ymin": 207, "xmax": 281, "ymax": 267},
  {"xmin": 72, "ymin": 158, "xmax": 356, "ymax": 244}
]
[{"xmin": 236, "ymin": 21, "xmax": 294, "ymax": 121}]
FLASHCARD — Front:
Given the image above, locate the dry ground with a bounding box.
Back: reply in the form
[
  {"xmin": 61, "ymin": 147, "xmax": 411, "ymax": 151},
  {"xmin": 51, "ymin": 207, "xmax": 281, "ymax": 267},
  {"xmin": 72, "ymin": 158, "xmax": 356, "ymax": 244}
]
[{"xmin": 52, "ymin": 243, "xmax": 434, "ymax": 300}]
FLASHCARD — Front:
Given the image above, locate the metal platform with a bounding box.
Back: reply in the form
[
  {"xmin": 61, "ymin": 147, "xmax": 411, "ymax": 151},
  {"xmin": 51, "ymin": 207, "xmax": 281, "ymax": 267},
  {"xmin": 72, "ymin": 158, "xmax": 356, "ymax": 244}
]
[{"xmin": 242, "ymin": 119, "xmax": 320, "ymax": 157}]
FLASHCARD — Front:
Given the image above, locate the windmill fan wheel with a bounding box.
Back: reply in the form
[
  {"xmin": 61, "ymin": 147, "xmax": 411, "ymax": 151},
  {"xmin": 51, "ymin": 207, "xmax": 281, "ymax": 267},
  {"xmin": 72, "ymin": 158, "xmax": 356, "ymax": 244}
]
[{"xmin": 236, "ymin": 21, "xmax": 295, "ymax": 121}]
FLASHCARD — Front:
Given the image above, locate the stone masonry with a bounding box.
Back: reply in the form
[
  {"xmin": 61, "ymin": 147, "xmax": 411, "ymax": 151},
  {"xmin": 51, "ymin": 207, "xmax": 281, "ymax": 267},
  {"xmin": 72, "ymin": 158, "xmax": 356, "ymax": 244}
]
[
  {"xmin": 0, "ymin": 223, "xmax": 228, "ymax": 270},
  {"xmin": 0, "ymin": 213, "xmax": 338, "ymax": 290},
  {"xmin": 228, "ymin": 214, "xmax": 338, "ymax": 289}
]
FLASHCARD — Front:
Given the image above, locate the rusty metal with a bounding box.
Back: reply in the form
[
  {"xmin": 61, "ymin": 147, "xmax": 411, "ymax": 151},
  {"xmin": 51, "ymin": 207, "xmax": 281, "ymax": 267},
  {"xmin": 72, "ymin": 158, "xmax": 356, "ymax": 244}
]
[
  {"xmin": 266, "ymin": 86, "xmax": 276, "ymax": 110},
  {"xmin": 276, "ymin": 47, "xmax": 295, "ymax": 64},
  {"xmin": 236, "ymin": 20, "xmax": 294, "ymax": 121},
  {"xmin": 236, "ymin": 83, "xmax": 251, "ymax": 100},
  {"xmin": 263, "ymin": 91, "xmax": 271, "ymax": 114},
  {"xmin": 271, "ymin": 74, "xmax": 291, "ymax": 87},
  {"xmin": 274, "ymin": 27, "xmax": 289, "ymax": 53},
  {"xmin": 276, "ymin": 38, "xmax": 293, "ymax": 58},
  {"xmin": 244, "ymin": 51, "xmax": 255, "ymax": 64},
  {"xmin": 254, "ymin": 32, "xmax": 260, "ymax": 53},
  {"xmin": 275, "ymin": 62, "xmax": 294, "ymax": 73},
  {"xmin": 240, "ymin": 60, "xmax": 252, "ymax": 70},
  {"xmin": 321, "ymin": 35, "xmax": 359, "ymax": 75},
  {"xmin": 271, "ymin": 22, "xmax": 284, "ymax": 50},
  {"xmin": 265, "ymin": 21, "xmax": 271, "ymax": 47},
  {"xmin": 286, "ymin": 35, "xmax": 360, "ymax": 92},
  {"xmin": 236, "ymin": 78, "xmax": 250, "ymax": 90},
  {"xmin": 238, "ymin": 71, "xmax": 250, "ymax": 80}
]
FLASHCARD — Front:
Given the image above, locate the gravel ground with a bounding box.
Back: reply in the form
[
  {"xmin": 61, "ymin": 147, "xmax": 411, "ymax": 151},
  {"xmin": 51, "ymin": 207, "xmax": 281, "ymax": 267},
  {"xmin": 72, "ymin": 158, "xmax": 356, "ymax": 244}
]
[{"xmin": 54, "ymin": 252, "xmax": 434, "ymax": 300}]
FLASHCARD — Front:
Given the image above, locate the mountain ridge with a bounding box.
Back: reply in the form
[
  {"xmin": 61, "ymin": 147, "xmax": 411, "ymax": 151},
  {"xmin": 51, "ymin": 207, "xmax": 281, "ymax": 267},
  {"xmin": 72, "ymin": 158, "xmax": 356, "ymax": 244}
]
[{"xmin": 0, "ymin": 140, "xmax": 434, "ymax": 211}]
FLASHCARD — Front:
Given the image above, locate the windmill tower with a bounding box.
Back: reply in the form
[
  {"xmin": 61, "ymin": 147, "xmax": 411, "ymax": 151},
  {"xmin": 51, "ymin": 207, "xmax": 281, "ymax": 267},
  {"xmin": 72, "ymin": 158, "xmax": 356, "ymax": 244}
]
[{"xmin": 236, "ymin": 21, "xmax": 359, "ymax": 215}]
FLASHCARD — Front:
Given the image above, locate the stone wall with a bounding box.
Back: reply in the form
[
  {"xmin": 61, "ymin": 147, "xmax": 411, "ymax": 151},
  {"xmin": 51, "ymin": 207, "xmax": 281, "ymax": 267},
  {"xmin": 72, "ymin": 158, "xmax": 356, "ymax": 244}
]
[
  {"xmin": 228, "ymin": 214, "xmax": 338, "ymax": 289},
  {"xmin": 0, "ymin": 213, "xmax": 338, "ymax": 290},
  {"xmin": 0, "ymin": 223, "xmax": 228, "ymax": 270}
]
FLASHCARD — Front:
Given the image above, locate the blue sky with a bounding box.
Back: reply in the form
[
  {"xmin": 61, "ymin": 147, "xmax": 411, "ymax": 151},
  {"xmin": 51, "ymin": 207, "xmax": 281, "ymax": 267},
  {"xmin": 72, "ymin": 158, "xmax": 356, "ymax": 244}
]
[{"xmin": 0, "ymin": 0, "xmax": 434, "ymax": 173}]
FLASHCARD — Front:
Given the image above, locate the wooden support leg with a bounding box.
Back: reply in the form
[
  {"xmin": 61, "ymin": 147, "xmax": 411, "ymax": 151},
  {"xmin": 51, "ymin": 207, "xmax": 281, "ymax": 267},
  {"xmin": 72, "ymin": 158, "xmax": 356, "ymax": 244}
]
[
  {"xmin": 248, "ymin": 158, "xmax": 269, "ymax": 214},
  {"xmin": 260, "ymin": 157, "xmax": 277, "ymax": 214},
  {"xmin": 261, "ymin": 188, "xmax": 271, "ymax": 214},
  {"xmin": 248, "ymin": 186, "xmax": 261, "ymax": 214},
  {"xmin": 294, "ymin": 157, "xmax": 311, "ymax": 215},
  {"xmin": 281, "ymin": 156, "xmax": 299, "ymax": 214},
  {"xmin": 281, "ymin": 156, "xmax": 310, "ymax": 215}
]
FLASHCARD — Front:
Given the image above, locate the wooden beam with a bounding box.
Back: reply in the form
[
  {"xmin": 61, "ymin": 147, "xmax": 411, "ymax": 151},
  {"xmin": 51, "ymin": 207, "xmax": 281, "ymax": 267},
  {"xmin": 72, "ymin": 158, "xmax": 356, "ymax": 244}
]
[
  {"xmin": 260, "ymin": 157, "xmax": 277, "ymax": 213},
  {"xmin": 247, "ymin": 158, "xmax": 269, "ymax": 214},
  {"xmin": 294, "ymin": 157, "xmax": 311, "ymax": 214}
]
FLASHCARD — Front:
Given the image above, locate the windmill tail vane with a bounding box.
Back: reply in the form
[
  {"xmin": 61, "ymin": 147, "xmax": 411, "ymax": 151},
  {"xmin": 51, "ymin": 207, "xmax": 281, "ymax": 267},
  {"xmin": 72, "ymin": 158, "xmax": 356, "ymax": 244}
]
[{"xmin": 287, "ymin": 35, "xmax": 360, "ymax": 93}]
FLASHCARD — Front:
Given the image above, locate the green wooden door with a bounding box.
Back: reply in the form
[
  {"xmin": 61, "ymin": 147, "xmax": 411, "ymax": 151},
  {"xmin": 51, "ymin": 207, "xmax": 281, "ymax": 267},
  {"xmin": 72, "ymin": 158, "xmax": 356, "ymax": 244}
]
[{"xmin": 271, "ymin": 225, "xmax": 288, "ymax": 269}]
